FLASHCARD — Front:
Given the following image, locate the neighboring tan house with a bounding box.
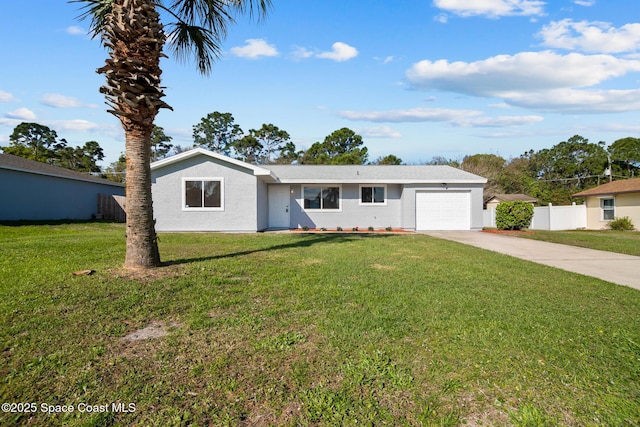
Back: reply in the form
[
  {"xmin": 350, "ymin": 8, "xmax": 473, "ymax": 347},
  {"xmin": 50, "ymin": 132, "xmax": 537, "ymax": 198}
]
[
  {"xmin": 484, "ymin": 193, "xmax": 538, "ymax": 210},
  {"xmin": 150, "ymin": 148, "xmax": 487, "ymax": 232},
  {"xmin": 573, "ymin": 177, "xmax": 640, "ymax": 230},
  {"xmin": 0, "ymin": 154, "xmax": 125, "ymax": 221}
]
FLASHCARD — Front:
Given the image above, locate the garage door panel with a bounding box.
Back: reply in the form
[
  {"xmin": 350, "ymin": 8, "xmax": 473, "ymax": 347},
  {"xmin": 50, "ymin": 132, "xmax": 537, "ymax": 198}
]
[{"xmin": 416, "ymin": 191, "xmax": 470, "ymax": 230}]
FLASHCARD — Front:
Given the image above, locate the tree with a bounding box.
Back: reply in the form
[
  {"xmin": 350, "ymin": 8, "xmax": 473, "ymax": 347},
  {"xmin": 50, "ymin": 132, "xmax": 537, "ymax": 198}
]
[
  {"xmin": 250, "ymin": 123, "xmax": 290, "ymax": 164},
  {"xmin": 150, "ymin": 125, "xmax": 173, "ymax": 161},
  {"xmin": 77, "ymin": 0, "xmax": 271, "ymax": 269},
  {"xmin": 104, "ymin": 153, "xmax": 127, "ymax": 183},
  {"xmin": 3, "ymin": 122, "xmax": 59, "ymax": 163},
  {"xmin": 232, "ymin": 134, "xmax": 263, "ymax": 164},
  {"xmin": 56, "ymin": 140, "xmax": 105, "ymax": 172},
  {"xmin": 301, "ymin": 128, "xmax": 368, "ymax": 165},
  {"xmin": 372, "ymin": 154, "xmax": 403, "ymax": 165},
  {"xmin": 460, "ymin": 154, "xmax": 507, "ymax": 200},
  {"xmin": 531, "ymin": 135, "xmax": 608, "ymax": 204},
  {"xmin": 272, "ymin": 141, "xmax": 302, "ymax": 164},
  {"xmin": 193, "ymin": 111, "xmax": 243, "ymax": 155},
  {"xmin": 608, "ymin": 137, "xmax": 640, "ymax": 178}
]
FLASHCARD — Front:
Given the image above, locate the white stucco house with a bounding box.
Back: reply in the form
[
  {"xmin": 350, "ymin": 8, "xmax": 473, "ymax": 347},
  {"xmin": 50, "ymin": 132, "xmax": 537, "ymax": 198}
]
[{"xmin": 150, "ymin": 148, "xmax": 487, "ymax": 232}]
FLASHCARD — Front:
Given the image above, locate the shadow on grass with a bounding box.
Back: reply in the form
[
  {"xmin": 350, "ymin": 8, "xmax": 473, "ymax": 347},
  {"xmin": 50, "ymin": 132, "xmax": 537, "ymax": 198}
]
[{"xmin": 163, "ymin": 232, "xmax": 398, "ymax": 266}]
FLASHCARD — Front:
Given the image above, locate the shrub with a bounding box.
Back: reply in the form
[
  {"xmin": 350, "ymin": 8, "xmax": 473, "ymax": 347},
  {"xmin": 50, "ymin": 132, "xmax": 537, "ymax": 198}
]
[
  {"xmin": 495, "ymin": 200, "xmax": 534, "ymax": 230},
  {"xmin": 368, "ymin": 226, "xmax": 375, "ymax": 231},
  {"xmin": 608, "ymin": 216, "xmax": 635, "ymax": 231}
]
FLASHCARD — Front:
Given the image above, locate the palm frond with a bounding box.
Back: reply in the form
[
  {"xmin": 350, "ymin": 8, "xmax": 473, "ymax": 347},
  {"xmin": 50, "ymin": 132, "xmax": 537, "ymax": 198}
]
[
  {"xmin": 71, "ymin": 0, "xmax": 113, "ymax": 40},
  {"xmin": 165, "ymin": 22, "xmax": 220, "ymax": 75}
]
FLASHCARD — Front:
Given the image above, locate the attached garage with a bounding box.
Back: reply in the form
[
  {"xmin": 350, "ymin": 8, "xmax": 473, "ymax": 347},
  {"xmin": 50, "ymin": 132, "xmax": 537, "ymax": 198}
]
[{"xmin": 416, "ymin": 191, "xmax": 471, "ymax": 230}]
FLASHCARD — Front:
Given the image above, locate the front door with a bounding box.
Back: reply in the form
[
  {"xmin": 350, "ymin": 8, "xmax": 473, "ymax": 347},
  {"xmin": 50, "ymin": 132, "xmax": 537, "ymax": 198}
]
[{"xmin": 268, "ymin": 185, "xmax": 290, "ymax": 229}]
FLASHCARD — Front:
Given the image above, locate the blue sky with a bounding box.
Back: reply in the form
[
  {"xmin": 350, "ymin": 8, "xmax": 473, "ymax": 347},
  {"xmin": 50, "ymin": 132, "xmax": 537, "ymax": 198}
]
[{"xmin": 1, "ymin": 0, "xmax": 640, "ymax": 166}]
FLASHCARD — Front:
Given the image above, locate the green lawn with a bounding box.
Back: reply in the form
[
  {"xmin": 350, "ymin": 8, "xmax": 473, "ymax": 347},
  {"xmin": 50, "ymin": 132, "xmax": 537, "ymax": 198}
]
[
  {"xmin": 516, "ymin": 229, "xmax": 640, "ymax": 257},
  {"xmin": 1, "ymin": 223, "xmax": 639, "ymax": 426}
]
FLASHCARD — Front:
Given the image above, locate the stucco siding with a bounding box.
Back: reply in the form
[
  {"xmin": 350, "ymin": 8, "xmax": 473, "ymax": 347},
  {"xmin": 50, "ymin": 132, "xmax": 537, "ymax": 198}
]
[
  {"xmin": 151, "ymin": 157, "xmax": 258, "ymax": 232},
  {"xmin": 0, "ymin": 168, "xmax": 124, "ymax": 221},
  {"xmin": 288, "ymin": 183, "xmax": 403, "ymax": 229},
  {"xmin": 583, "ymin": 193, "xmax": 640, "ymax": 229}
]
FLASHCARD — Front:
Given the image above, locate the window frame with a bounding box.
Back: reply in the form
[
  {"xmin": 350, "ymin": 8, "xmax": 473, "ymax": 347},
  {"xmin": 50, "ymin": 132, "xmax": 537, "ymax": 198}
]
[
  {"xmin": 599, "ymin": 196, "xmax": 615, "ymax": 221},
  {"xmin": 359, "ymin": 184, "xmax": 387, "ymax": 206},
  {"xmin": 302, "ymin": 185, "xmax": 342, "ymax": 212},
  {"xmin": 182, "ymin": 177, "xmax": 224, "ymax": 211}
]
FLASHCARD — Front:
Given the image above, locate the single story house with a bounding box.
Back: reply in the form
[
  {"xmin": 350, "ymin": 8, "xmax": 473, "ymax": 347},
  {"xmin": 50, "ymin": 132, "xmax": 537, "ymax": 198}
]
[
  {"xmin": 150, "ymin": 148, "xmax": 487, "ymax": 232},
  {"xmin": 485, "ymin": 193, "xmax": 538, "ymax": 210},
  {"xmin": 573, "ymin": 177, "xmax": 640, "ymax": 229},
  {"xmin": 0, "ymin": 154, "xmax": 125, "ymax": 221}
]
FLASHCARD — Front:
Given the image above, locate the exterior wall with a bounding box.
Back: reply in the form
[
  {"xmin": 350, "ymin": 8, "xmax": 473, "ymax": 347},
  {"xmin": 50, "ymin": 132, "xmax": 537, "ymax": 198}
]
[
  {"xmin": 256, "ymin": 178, "xmax": 269, "ymax": 231},
  {"xmin": 584, "ymin": 193, "xmax": 640, "ymax": 230},
  {"xmin": 151, "ymin": 156, "xmax": 259, "ymax": 232},
  {"xmin": 0, "ymin": 168, "xmax": 124, "ymax": 221},
  {"xmin": 402, "ymin": 183, "xmax": 485, "ymax": 230},
  {"xmin": 288, "ymin": 183, "xmax": 403, "ymax": 229}
]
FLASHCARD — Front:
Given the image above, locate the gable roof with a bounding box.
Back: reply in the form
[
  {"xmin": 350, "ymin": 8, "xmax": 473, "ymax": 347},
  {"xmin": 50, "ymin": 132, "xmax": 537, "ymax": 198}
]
[
  {"xmin": 486, "ymin": 193, "xmax": 538, "ymax": 203},
  {"xmin": 264, "ymin": 164, "xmax": 487, "ymax": 184},
  {"xmin": 150, "ymin": 149, "xmax": 487, "ymax": 184},
  {"xmin": 150, "ymin": 147, "xmax": 275, "ymax": 179},
  {"xmin": 0, "ymin": 154, "xmax": 123, "ymax": 187},
  {"xmin": 573, "ymin": 177, "xmax": 640, "ymax": 197}
]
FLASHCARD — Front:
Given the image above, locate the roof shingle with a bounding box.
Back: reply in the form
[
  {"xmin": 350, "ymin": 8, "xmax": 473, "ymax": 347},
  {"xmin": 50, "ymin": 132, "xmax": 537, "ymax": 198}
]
[{"xmin": 573, "ymin": 177, "xmax": 640, "ymax": 197}]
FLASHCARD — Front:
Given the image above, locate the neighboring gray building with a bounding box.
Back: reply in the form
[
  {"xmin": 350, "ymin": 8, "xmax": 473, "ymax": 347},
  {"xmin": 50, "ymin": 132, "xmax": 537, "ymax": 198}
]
[
  {"xmin": 151, "ymin": 148, "xmax": 487, "ymax": 232},
  {"xmin": 0, "ymin": 154, "xmax": 125, "ymax": 221}
]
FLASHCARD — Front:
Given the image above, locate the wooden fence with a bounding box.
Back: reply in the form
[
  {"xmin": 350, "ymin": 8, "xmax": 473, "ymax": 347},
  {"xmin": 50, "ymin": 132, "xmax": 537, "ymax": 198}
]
[{"xmin": 97, "ymin": 194, "xmax": 126, "ymax": 222}]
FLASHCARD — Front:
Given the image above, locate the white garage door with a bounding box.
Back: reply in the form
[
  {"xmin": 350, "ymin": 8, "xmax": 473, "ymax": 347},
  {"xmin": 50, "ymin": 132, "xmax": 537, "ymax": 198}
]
[{"xmin": 416, "ymin": 191, "xmax": 471, "ymax": 230}]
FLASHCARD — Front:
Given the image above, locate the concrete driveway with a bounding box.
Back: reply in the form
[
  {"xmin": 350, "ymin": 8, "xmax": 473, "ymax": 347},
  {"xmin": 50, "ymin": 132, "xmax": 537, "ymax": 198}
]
[{"xmin": 423, "ymin": 231, "xmax": 640, "ymax": 291}]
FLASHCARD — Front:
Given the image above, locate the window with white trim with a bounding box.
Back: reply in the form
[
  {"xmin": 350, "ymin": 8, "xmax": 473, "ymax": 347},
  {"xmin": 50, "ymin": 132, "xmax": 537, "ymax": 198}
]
[
  {"xmin": 183, "ymin": 178, "xmax": 223, "ymax": 210},
  {"xmin": 601, "ymin": 197, "xmax": 615, "ymax": 220},
  {"xmin": 303, "ymin": 186, "xmax": 341, "ymax": 211},
  {"xmin": 360, "ymin": 185, "xmax": 386, "ymax": 205}
]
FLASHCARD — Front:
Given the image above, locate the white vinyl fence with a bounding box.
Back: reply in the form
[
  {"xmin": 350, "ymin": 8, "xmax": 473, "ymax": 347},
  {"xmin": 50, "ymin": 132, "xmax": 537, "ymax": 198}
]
[{"xmin": 483, "ymin": 203, "xmax": 587, "ymax": 230}]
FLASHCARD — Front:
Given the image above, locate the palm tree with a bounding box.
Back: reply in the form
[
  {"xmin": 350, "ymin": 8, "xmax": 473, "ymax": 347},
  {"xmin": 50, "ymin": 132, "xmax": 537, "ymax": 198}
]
[{"xmin": 75, "ymin": 0, "xmax": 271, "ymax": 269}]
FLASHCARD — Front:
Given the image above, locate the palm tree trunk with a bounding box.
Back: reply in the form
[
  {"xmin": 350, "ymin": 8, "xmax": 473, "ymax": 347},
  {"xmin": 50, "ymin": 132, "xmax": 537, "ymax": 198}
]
[
  {"xmin": 97, "ymin": 0, "xmax": 169, "ymax": 269},
  {"xmin": 124, "ymin": 125, "xmax": 161, "ymax": 268}
]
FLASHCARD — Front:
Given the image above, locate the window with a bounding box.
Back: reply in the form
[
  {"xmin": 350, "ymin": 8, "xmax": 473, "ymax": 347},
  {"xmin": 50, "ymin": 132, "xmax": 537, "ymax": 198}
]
[
  {"xmin": 360, "ymin": 185, "xmax": 386, "ymax": 205},
  {"xmin": 303, "ymin": 186, "xmax": 340, "ymax": 211},
  {"xmin": 601, "ymin": 198, "xmax": 615, "ymax": 220},
  {"xmin": 183, "ymin": 178, "xmax": 223, "ymax": 210}
]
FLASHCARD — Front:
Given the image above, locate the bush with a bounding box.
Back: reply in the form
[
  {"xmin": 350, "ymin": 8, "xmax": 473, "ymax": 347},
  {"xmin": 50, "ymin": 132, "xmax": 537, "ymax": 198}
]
[
  {"xmin": 495, "ymin": 200, "xmax": 534, "ymax": 230},
  {"xmin": 608, "ymin": 216, "xmax": 635, "ymax": 231}
]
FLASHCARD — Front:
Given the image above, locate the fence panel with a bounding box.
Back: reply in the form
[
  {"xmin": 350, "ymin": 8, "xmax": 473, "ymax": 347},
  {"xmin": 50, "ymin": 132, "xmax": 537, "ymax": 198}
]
[
  {"xmin": 97, "ymin": 194, "xmax": 126, "ymax": 222},
  {"xmin": 484, "ymin": 203, "xmax": 586, "ymax": 230}
]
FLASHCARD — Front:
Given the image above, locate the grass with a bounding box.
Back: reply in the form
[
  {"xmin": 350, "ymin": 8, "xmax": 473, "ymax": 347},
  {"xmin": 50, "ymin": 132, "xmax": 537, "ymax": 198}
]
[
  {"xmin": 1, "ymin": 223, "xmax": 639, "ymax": 426},
  {"xmin": 515, "ymin": 229, "xmax": 640, "ymax": 257}
]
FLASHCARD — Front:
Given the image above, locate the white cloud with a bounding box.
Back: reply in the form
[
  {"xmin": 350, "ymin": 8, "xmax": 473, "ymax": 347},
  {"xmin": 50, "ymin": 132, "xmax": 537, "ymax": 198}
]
[
  {"xmin": 317, "ymin": 42, "xmax": 358, "ymax": 62},
  {"xmin": 406, "ymin": 51, "xmax": 640, "ymax": 99},
  {"xmin": 0, "ymin": 90, "xmax": 17, "ymax": 102},
  {"xmin": 356, "ymin": 126, "xmax": 402, "ymax": 138},
  {"xmin": 230, "ymin": 39, "xmax": 278, "ymax": 59},
  {"xmin": 433, "ymin": 0, "xmax": 546, "ymax": 18},
  {"xmin": 6, "ymin": 108, "xmax": 36, "ymax": 120},
  {"xmin": 41, "ymin": 93, "xmax": 85, "ymax": 108},
  {"xmin": 65, "ymin": 26, "xmax": 86, "ymax": 36},
  {"xmin": 573, "ymin": 0, "xmax": 595, "ymax": 6},
  {"xmin": 503, "ymin": 88, "xmax": 640, "ymax": 113},
  {"xmin": 537, "ymin": 19, "xmax": 640, "ymax": 53},
  {"xmin": 291, "ymin": 45, "xmax": 314, "ymax": 60},
  {"xmin": 50, "ymin": 119, "xmax": 106, "ymax": 132},
  {"xmin": 339, "ymin": 107, "xmax": 543, "ymax": 127}
]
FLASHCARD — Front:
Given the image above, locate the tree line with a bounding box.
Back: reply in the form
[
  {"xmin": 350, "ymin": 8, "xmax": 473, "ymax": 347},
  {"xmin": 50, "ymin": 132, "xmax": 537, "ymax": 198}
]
[{"xmin": 2, "ymin": 119, "xmax": 639, "ymax": 206}]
